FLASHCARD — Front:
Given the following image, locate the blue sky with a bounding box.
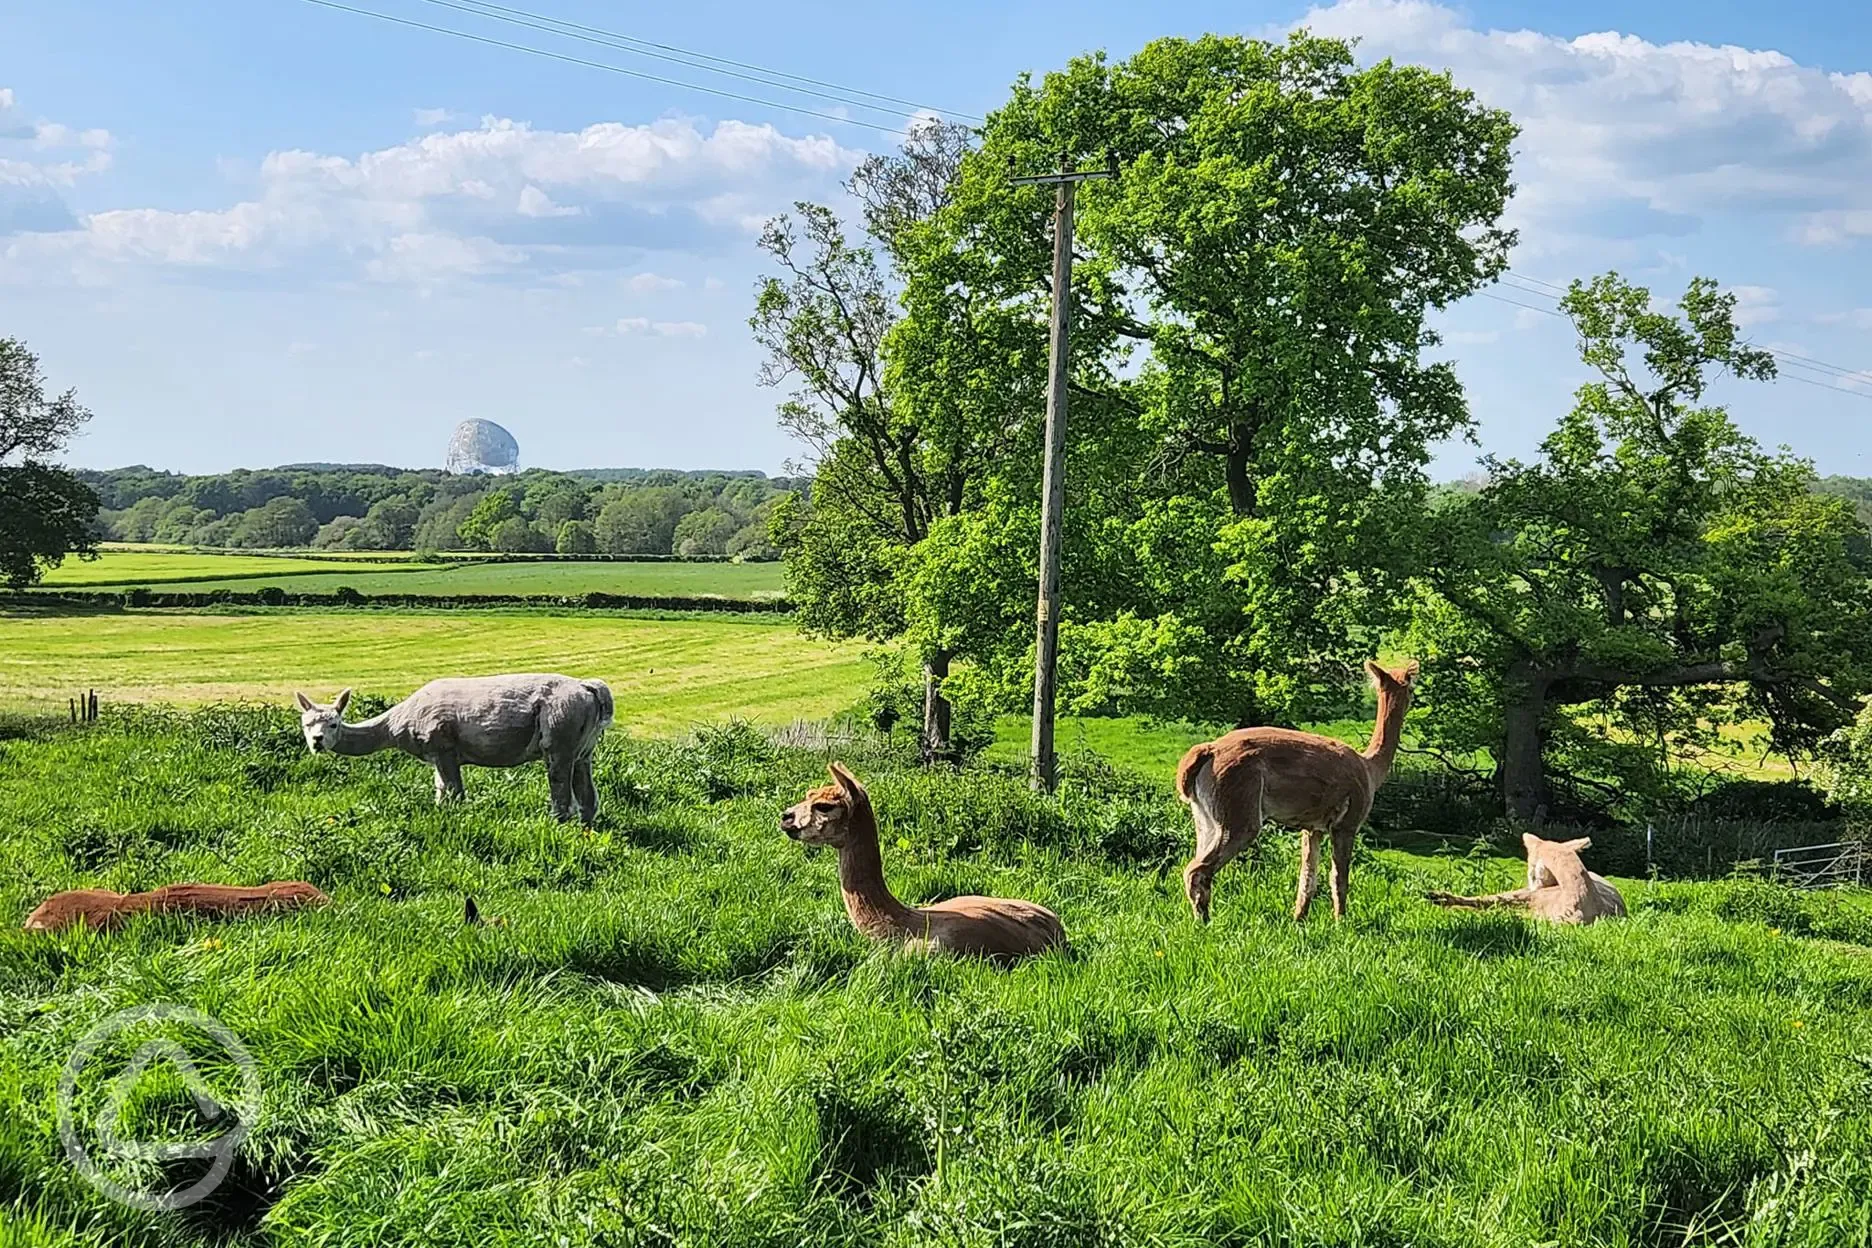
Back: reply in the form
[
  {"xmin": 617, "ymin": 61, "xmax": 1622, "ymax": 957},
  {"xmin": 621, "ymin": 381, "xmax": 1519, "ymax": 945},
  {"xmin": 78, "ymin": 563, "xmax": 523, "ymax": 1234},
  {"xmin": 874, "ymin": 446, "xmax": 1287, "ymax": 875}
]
[{"xmin": 4, "ymin": 0, "xmax": 1871, "ymax": 478}]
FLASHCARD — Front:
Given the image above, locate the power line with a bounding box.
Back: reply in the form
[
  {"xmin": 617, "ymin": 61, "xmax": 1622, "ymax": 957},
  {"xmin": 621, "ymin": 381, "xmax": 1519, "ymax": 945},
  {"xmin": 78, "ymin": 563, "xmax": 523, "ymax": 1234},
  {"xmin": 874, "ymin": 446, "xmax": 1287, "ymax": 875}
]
[
  {"xmin": 417, "ymin": 0, "xmax": 984, "ymax": 123},
  {"xmin": 1485, "ymin": 272, "xmax": 1872, "ymax": 403},
  {"xmin": 294, "ymin": 0, "xmax": 915, "ymax": 137},
  {"xmin": 1475, "ymin": 289, "xmax": 1565, "ymax": 319}
]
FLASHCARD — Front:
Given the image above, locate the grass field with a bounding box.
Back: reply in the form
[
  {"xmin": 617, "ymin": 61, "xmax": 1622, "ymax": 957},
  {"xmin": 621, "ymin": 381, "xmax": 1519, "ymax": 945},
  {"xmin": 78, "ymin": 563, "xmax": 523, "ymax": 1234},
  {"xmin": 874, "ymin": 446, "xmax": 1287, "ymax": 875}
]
[
  {"xmin": 35, "ymin": 553, "xmax": 421, "ymax": 587},
  {"xmin": 35, "ymin": 552, "xmax": 786, "ymax": 599},
  {"xmin": 125, "ymin": 561, "xmax": 787, "ymax": 599},
  {"xmin": 1, "ymin": 711, "xmax": 1870, "ymax": 1246},
  {"xmin": 0, "ymin": 609, "xmax": 862, "ymax": 732}
]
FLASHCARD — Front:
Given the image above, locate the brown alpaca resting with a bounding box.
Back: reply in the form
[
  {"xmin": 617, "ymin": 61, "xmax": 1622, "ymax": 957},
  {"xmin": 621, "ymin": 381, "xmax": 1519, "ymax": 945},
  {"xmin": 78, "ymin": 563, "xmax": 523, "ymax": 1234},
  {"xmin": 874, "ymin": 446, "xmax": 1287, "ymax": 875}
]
[
  {"xmin": 1176, "ymin": 659, "xmax": 1419, "ymax": 923},
  {"xmin": 23, "ymin": 881, "xmax": 330, "ymax": 933},
  {"xmin": 779, "ymin": 762, "xmax": 1066, "ymax": 961},
  {"xmin": 1427, "ymin": 833, "xmax": 1627, "ymax": 926}
]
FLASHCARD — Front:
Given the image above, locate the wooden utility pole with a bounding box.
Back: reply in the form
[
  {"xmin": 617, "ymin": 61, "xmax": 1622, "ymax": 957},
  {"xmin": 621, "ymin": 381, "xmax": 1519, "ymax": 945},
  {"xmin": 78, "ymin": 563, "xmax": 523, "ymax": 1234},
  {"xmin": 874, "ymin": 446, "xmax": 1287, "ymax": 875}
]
[{"xmin": 1011, "ymin": 154, "xmax": 1116, "ymax": 793}]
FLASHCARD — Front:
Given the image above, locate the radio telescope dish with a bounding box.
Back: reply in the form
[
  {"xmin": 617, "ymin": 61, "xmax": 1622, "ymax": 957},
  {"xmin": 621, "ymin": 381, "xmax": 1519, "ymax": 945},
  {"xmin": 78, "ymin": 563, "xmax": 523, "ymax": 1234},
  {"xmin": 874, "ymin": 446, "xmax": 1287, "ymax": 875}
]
[{"xmin": 445, "ymin": 419, "xmax": 520, "ymax": 475}]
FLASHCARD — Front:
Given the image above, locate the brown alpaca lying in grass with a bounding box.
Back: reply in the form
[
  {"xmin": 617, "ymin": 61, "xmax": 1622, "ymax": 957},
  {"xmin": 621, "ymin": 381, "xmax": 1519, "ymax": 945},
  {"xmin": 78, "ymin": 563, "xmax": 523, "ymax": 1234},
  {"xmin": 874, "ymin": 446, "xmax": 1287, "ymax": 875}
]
[
  {"xmin": 1427, "ymin": 833, "xmax": 1627, "ymax": 926},
  {"xmin": 1176, "ymin": 660, "xmax": 1419, "ymax": 924},
  {"xmin": 780, "ymin": 762, "xmax": 1065, "ymax": 961},
  {"xmin": 23, "ymin": 881, "xmax": 330, "ymax": 933}
]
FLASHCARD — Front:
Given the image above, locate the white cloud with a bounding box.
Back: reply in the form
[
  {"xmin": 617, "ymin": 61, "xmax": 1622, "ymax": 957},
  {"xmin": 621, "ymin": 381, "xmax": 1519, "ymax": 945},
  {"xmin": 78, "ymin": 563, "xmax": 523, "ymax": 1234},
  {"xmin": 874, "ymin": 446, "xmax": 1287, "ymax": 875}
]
[
  {"xmin": 0, "ymin": 88, "xmax": 113, "ymax": 197},
  {"xmin": 364, "ymin": 232, "xmax": 526, "ymax": 283},
  {"xmin": 1730, "ymin": 284, "xmax": 1782, "ymax": 328},
  {"xmin": 1289, "ymin": 1, "xmax": 1872, "ymax": 246},
  {"xmin": 624, "ymin": 271, "xmax": 683, "ymax": 293},
  {"xmin": 1444, "ymin": 329, "xmax": 1501, "ymax": 345},
  {"xmin": 1816, "ymin": 308, "xmax": 1872, "ymax": 330},
  {"xmin": 516, "ymin": 184, "xmax": 580, "ymax": 218},
  {"xmin": 703, "ymin": 275, "xmax": 725, "ymax": 292},
  {"xmin": 594, "ymin": 316, "xmax": 708, "ymax": 337},
  {"xmin": 414, "ymin": 107, "xmax": 454, "ymax": 127},
  {"xmin": 2, "ymin": 113, "xmax": 858, "ymax": 285}
]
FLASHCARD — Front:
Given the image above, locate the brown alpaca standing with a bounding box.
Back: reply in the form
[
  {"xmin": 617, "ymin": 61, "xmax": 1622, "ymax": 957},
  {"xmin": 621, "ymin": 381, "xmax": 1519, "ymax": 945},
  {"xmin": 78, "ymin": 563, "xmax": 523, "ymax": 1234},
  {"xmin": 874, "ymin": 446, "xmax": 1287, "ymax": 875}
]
[
  {"xmin": 1427, "ymin": 833, "xmax": 1626, "ymax": 925},
  {"xmin": 780, "ymin": 763, "xmax": 1066, "ymax": 961},
  {"xmin": 23, "ymin": 881, "xmax": 330, "ymax": 933},
  {"xmin": 1176, "ymin": 660, "xmax": 1419, "ymax": 923}
]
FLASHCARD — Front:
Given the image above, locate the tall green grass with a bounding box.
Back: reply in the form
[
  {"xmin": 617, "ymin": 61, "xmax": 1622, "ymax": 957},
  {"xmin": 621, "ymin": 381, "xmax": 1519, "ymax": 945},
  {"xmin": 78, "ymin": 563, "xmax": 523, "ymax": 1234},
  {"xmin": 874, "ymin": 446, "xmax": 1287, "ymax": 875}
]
[{"xmin": 2, "ymin": 709, "xmax": 1870, "ymax": 1246}]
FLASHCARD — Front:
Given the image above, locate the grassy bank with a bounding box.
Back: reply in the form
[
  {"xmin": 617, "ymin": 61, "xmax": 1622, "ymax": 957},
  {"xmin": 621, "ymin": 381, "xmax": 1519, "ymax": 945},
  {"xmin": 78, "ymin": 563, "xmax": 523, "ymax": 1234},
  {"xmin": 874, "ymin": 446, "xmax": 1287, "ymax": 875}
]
[{"xmin": 1, "ymin": 710, "xmax": 1870, "ymax": 1246}]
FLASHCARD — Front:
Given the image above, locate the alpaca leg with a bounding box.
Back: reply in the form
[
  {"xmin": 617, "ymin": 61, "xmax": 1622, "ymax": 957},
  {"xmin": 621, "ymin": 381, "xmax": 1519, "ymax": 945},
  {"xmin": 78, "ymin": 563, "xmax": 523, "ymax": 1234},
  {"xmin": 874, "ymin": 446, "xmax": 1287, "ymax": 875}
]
[
  {"xmin": 433, "ymin": 755, "xmax": 464, "ymax": 805},
  {"xmin": 546, "ymin": 754, "xmax": 575, "ymax": 823},
  {"xmin": 1328, "ymin": 823, "xmax": 1358, "ymax": 920},
  {"xmin": 1183, "ymin": 766, "xmax": 1259, "ymax": 923},
  {"xmin": 1293, "ymin": 829, "xmax": 1326, "ymax": 921},
  {"xmin": 572, "ymin": 755, "xmax": 598, "ymax": 827},
  {"xmin": 1182, "ymin": 805, "xmax": 1228, "ymax": 924}
]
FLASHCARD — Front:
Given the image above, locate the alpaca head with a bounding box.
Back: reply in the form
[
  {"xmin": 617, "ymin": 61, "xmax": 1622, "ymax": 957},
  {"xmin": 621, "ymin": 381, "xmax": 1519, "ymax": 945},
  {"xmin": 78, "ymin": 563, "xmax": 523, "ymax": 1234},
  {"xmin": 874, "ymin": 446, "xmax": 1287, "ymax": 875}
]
[
  {"xmin": 294, "ymin": 688, "xmax": 353, "ymax": 753},
  {"xmin": 780, "ymin": 762, "xmax": 870, "ymax": 849},
  {"xmin": 1363, "ymin": 659, "xmax": 1421, "ymax": 706},
  {"xmin": 1523, "ymin": 832, "xmax": 1591, "ymax": 889}
]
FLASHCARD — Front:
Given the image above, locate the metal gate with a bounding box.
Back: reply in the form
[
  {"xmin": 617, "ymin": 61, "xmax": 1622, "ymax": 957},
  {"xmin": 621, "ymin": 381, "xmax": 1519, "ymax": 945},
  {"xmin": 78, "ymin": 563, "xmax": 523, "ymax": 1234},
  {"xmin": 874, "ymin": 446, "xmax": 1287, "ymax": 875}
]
[{"xmin": 1772, "ymin": 841, "xmax": 1869, "ymax": 890}]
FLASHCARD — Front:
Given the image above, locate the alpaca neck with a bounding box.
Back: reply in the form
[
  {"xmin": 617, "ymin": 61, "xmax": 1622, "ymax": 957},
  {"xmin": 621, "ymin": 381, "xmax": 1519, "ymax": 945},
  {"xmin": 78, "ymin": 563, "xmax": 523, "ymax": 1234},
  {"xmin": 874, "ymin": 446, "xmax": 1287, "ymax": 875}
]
[
  {"xmin": 332, "ymin": 713, "xmax": 395, "ymax": 756},
  {"xmin": 1360, "ymin": 689, "xmax": 1410, "ymax": 785},
  {"xmin": 834, "ymin": 806, "xmax": 916, "ymax": 938}
]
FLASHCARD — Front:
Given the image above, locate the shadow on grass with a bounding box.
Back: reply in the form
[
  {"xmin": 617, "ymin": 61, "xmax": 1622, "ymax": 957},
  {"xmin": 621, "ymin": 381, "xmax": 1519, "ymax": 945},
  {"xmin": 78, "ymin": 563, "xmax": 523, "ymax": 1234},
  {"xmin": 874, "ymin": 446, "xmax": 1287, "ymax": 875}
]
[{"xmin": 1426, "ymin": 912, "xmax": 1541, "ymax": 959}]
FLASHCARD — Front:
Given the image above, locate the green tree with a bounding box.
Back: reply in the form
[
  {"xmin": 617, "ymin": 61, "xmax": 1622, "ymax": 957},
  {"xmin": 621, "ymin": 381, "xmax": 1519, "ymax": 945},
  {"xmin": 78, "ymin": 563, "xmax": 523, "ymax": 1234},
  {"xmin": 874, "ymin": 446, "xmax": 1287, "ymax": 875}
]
[
  {"xmin": 233, "ymin": 495, "xmax": 318, "ymax": 548},
  {"xmin": 0, "ymin": 338, "xmax": 100, "ymax": 586},
  {"xmin": 673, "ymin": 507, "xmax": 737, "ymax": 557},
  {"xmin": 555, "ymin": 519, "xmax": 596, "ymax": 555},
  {"xmin": 1408, "ymin": 274, "xmax": 1872, "ymax": 818},
  {"xmin": 490, "ymin": 514, "xmax": 544, "ymax": 553},
  {"xmin": 360, "ymin": 495, "xmax": 421, "ymax": 549},
  {"xmin": 754, "ymin": 121, "xmax": 1035, "ymax": 758},
  {"xmin": 930, "ymin": 31, "xmax": 1518, "ymax": 722},
  {"xmin": 458, "ymin": 488, "xmax": 521, "ymax": 551},
  {"xmin": 593, "ymin": 488, "xmax": 689, "ymax": 555},
  {"xmin": 1816, "ymin": 702, "xmax": 1872, "ymax": 821}
]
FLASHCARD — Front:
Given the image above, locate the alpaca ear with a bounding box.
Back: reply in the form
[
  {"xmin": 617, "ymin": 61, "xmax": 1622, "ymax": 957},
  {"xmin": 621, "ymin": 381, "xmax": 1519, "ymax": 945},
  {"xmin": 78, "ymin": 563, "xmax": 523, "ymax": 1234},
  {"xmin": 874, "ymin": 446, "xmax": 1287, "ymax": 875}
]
[
  {"xmin": 1561, "ymin": 837, "xmax": 1592, "ymax": 853},
  {"xmin": 295, "ymin": 692, "xmax": 315, "ymax": 711},
  {"xmin": 1364, "ymin": 659, "xmax": 1387, "ymax": 686},
  {"xmin": 1522, "ymin": 831, "xmax": 1541, "ymax": 849},
  {"xmin": 1398, "ymin": 660, "xmax": 1421, "ymax": 686},
  {"xmin": 827, "ymin": 761, "xmax": 863, "ymax": 800},
  {"xmin": 333, "ymin": 689, "xmax": 353, "ymax": 715}
]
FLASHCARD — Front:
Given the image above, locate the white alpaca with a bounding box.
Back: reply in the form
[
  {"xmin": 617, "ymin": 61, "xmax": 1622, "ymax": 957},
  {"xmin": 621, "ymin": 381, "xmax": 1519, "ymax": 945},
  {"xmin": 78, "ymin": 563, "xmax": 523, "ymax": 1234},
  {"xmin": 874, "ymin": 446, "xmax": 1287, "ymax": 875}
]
[{"xmin": 295, "ymin": 675, "xmax": 614, "ymax": 825}]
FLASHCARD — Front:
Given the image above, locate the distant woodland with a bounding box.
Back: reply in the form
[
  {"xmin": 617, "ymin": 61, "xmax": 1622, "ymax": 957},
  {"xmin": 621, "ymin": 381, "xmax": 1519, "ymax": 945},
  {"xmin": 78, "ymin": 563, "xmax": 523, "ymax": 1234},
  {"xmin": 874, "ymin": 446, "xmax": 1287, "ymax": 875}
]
[{"xmin": 80, "ymin": 466, "xmax": 807, "ymax": 558}]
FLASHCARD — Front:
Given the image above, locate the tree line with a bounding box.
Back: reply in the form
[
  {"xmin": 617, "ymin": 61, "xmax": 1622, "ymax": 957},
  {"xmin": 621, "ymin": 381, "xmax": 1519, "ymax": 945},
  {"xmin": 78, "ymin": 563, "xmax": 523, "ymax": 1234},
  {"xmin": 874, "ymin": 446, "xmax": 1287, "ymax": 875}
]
[
  {"xmin": 79, "ymin": 465, "xmax": 799, "ymax": 558},
  {"xmin": 751, "ymin": 30, "xmax": 1872, "ymax": 822}
]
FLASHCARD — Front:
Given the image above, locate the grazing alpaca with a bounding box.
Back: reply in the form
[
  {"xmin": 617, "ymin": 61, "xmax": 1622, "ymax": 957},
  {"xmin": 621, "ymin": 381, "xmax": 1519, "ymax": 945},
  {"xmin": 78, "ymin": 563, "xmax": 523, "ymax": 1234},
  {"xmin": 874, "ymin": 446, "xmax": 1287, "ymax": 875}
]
[
  {"xmin": 1177, "ymin": 659, "xmax": 1419, "ymax": 923},
  {"xmin": 295, "ymin": 674, "xmax": 613, "ymax": 825},
  {"xmin": 1427, "ymin": 833, "xmax": 1627, "ymax": 926},
  {"xmin": 780, "ymin": 763, "xmax": 1066, "ymax": 961},
  {"xmin": 24, "ymin": 881, "xmax": 329, "ymax": 933}
]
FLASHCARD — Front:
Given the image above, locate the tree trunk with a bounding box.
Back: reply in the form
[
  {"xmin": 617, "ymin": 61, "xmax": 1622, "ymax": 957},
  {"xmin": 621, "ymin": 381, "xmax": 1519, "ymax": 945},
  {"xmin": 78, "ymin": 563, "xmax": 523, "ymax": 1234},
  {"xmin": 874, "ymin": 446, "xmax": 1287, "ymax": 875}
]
[
  {"xmin": 1224, "ymin": 423, "xmax": 1255, "ymax": 516},
  {"xmin": 922, "ymin": 650, "xmax": 953, "ymax": 765},
  {"xmin": 1499, "ymin": 667, "xmax": 1551, "ymax": 821}
]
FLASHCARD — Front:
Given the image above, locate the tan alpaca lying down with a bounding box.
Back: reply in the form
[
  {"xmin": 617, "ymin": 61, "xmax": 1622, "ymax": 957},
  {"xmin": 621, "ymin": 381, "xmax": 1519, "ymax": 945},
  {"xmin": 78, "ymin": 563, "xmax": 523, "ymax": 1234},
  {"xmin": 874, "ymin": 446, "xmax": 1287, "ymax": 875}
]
[
  {"xmin": 1427, "ymin": 833, "xmax": 1626, "ymax": 925},
  {"xmin": 780, "ymin": 763, "xmax": 1066, "ymax": 961},
  {"xmin": 24, "ymin": 881, "xmax": 330, "ymax": 933}
]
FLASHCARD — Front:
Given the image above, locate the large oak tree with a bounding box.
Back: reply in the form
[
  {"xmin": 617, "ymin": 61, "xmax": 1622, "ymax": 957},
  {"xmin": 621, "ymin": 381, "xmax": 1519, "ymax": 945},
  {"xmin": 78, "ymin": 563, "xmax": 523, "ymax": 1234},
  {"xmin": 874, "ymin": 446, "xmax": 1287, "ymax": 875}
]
[
  {"xmin": 1409, "ymin": 274, "xmax": 1872, "ymax": 818},
  {"xmin": 0, "ymin": 337, "xmax": 99, "ymax": 587}
]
